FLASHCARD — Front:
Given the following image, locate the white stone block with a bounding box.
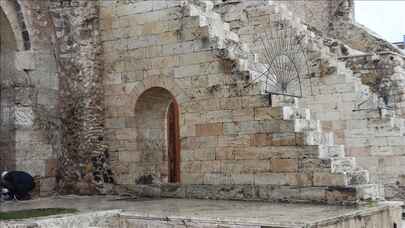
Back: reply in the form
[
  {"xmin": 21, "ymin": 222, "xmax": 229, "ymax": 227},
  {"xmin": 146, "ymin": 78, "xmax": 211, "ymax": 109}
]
[
  {"xmin": 15, "ymin": 107, "xmax": 33, "ymax": 128},
  {"xmin": 15, "ymin": 51, "xmax": 35, "ymax": 71}
]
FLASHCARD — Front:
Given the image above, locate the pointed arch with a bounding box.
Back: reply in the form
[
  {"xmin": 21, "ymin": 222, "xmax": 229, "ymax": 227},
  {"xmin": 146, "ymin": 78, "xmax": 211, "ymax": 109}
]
[{"xmin": 0, "ymin": 0, "xmax": 30, "ymax": 51}]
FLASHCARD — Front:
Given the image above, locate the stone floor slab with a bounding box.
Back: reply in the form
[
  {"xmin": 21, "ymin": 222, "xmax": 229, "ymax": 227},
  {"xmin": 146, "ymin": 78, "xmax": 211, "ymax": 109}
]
[{"xmin": 0, "ymin": 196, "xmax": 403, "ymax": 228}]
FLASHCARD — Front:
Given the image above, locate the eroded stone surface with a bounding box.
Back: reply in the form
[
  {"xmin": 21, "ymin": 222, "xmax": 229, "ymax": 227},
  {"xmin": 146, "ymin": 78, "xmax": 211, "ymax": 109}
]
[{"xmin": 0, "ymin": 196, "xmax": 402, "ymax": 228}]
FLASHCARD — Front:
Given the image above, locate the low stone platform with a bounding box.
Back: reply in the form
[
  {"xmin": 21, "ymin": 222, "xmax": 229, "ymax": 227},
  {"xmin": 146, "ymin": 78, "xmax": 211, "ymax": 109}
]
[{"xmin": 0, "ymin": 196, "xmax": 403, "ymax": 228}]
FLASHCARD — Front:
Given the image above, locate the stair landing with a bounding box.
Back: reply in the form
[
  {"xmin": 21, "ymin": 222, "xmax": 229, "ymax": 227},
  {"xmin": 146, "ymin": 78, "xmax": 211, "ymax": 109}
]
[{"xmin": 0, "ymin": 196, "xmax": 402, "ymax": 228}]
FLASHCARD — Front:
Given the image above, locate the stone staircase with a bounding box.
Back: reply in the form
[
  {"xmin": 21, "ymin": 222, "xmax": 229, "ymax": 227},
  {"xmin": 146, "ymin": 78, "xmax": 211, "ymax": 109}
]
[
  {"xmin": 184, "ymin": 1, "xmax": 252, "ymax": 79},
  {"xmin": 268, "ymin": 102, "xmax": 376, "ymax": 188},
  {"xmin": 180, "ymin": 0, "xmax": 383, "ymax": 204}
]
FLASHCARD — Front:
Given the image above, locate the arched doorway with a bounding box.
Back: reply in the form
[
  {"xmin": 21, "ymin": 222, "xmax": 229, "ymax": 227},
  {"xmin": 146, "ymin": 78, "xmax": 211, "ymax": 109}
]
[
  {"xmin": 0, "ymin": 7, "xmax": 18, "ymax": 171},
  {"xmin": 134, "ymin": 87, "xmax": 180, "ymax": 184}
]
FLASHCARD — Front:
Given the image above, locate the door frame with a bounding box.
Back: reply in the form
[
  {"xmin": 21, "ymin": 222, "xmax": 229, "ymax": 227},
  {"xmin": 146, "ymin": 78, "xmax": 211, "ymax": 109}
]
[{"xmin": 167, "ymin": 100, "xmax": 181, "ymax": 183}]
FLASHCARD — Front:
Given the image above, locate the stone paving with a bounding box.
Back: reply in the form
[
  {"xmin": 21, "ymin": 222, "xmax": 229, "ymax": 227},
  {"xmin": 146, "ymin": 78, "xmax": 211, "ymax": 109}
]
[{"xmin": 0, "ymin": 196, "xmax": 403, "ymax": 227}]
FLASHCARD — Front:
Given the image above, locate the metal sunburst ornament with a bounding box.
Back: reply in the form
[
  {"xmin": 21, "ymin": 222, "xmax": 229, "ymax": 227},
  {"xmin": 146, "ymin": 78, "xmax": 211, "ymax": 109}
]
[{"xmin": 247, "ymin": 18, "xmax": 310, "ymax": 105}]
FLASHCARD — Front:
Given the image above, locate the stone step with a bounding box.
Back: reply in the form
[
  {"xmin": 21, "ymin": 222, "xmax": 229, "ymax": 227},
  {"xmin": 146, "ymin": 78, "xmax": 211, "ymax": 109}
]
[
  {"xmin": 186, "ymin": 3, "xmax": 233, "ymax": 36},
  {"xmin": 330, "ymin": 159, "xmax": 371, "ymax": 186},
  {"xmin": 196, "ymin": 0, "xmax": 214, "ymax": 13},
  {"xmin": 367, "ymin": 117, "xmax": 404, "ymax": 129},
  {"xmin": 314, "ymin": 169, "xmax": 370, "ymax": 187},
  {"xmin": 158, "ymin": 183, "xmax": 382, "ymax": 205},
  {"xmin": 185, "ymin": 2, "xmax": 257, "ymax": 79},
  {"xmin": 325, "ymin": 184, "xmax": 381, "ymax": 204},
  {"xmin": 186, "ymin": 3, "xmax": 218, "ymax": 19},
  {"xmin": 348, "ymin": 170, "xmax": 370, "ymax": 185},
  {"xmin": 354, "ymin": 184, "xmax": 383, "ymax": 201},
  {"xmin": 331, "ymin": 157, "xmax": 356, "ymax": 174},
  {"xmin": 345, "ymin": 126, "xmax": 405, "ymax": 138},
  {"xmin": 313, "ymin": 172, "xmax": 350, "ymax": 187},
  {"xmin": 199, "ymin": 169, "xmax": 369, "ymax": 188}
]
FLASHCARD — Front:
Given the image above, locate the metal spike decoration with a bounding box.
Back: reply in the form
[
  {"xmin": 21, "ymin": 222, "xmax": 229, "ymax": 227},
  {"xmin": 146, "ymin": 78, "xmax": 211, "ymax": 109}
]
[{"xmin": 247, "ymin": 16, "xmax": 309, "ymax": 100}]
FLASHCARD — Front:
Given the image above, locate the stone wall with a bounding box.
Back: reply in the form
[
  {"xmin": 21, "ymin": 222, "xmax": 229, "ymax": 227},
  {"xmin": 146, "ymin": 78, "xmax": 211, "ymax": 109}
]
[
  {"xmin": 101, "ymin": 0, "xmax": 378, "ymax": 205},
  {"xmin": 340, "ymin": 52, "xmax": 405, "ymax": 199},
  {"xmin": 262, "ymin": 1, "xmax": 405, "ymax": 200},
  {"xmin": 258, "ymin": 0, "xmax": 400, "ymax": 55},
  {"xmin": 211, "ymin": 0, "xmax": 405, "ymax": 202},
  {"xmin": 276, "ymin": 0, "xmax": 354, "ymax": 35},
  {"xmin": 0, "ymin": 5, "xmax": 18, "ymax": 171},
  {"xmin": 49, "ymin": 0, "xmax": 113, "ymax": 194},
  {"xmin": 0, "ymin": 0, "xmax": 59, "ymax": 196},
  {"xmin": 269, "ymin": 0, "xmax": 405, "ymax": 200},
  {"xmin": 0, "ymin": 0, "xmax": 402, "ymax": 203},
  {"xmin": 213, "ymin": 0, "xmax": 353, "ymax": 35}
]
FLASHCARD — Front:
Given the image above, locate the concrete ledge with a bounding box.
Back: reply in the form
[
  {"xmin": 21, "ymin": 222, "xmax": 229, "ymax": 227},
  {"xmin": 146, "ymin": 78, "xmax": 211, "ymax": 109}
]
[{"xmin": 129, "ymin": 183, "xmax": 379, "ymax": 205}]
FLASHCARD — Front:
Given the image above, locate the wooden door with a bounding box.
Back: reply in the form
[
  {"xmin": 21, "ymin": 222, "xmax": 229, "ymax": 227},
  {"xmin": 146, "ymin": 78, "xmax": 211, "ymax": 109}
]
[{"xmin": 167, "ymin": 101, "xmax": 180, "ymax": 183}]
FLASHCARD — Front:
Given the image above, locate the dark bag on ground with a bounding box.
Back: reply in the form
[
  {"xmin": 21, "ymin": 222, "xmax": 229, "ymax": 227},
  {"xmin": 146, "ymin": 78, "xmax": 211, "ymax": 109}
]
[{"xmin": 2, "ymin": 171, "xmax": 35, "ymax": 200}]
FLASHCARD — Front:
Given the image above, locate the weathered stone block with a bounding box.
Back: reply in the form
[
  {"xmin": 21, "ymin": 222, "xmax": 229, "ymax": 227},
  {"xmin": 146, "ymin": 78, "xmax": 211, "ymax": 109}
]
[
  {"xmin": 255, "ymin": 106, "xmax": 292, "ymax": 120},
  {"xmin": 39, "ymin": 177, "xmax": 56, "ymax": 197},
  {"xmin": 270, "ymin": 186, "xmax": 300, "ymax": 202},
  {"xmin": 325, "ymin": 187, "xmax": 357, "ymax": 204},
  {"xmin": 319, "ymin": 145, "xmax": 345, "ymax": 159},
  {"xmin": 228, "ymin": 174, "xmax": 254, "ymax": 185},
  {"xmin": 221, "ymin": 160, "xmax": 243, "ymax": 174},
  {"xmin": 203, "ymin": 173, "xmax": 229, "ymax": 185},
  {"xmin": 106, "ymin": 118, "xmax": 126, "ymax": 129},
  {"xmin": 201, "ymin": 160, "xmax": 221, "ymax": 173},
  {"xmin": 181, "ymin": 161, "xmax": 202, "ymax": 174},
  {"xmin": 181, "ymin": 173, "xmax": 204, "ymax": 185},
  {"xmin": 250, "ymin": 133, "xmax": 272, "ymax": 146},
  {"xmin": 348, "ymin": 170, "xmax": 370, "ymax": 185},
  {"xmin": 272, "ymin": 133, "xmax": 303, "ymax": 146},
  {"xmin": 301, "ymin": 158, "xmax": 332, "ymax": 172},
  {"xmin": 15, "ymin": 107, "xmax": 33, "ymax": 128},
  {"xmin": 161, "ymin": 184, "xmax": 186, "ymax": 198},
  {"xmin": 45, "ymin": 159, "xmax": 57, "ymax": 177},
  {"xmin": 271, "ymin": 159, "xmax": 298, "ymax": 172},
  {"xmin": 215, "ymin": 147, "xmax": 236, "ymax": 160},
  {"xmin": 313, "ymin": 173, "xmax": 348, "ymax": 187},
  {"xmin": 331, "ymin": 157, "xmax": 356, "ymax": 174},
  {"xmin": 15, "ymin": 51, "xmax": 36, "ymax": 71},
  {"xmin": 196, "ymin": 123, "xmax": 224, "ymax": 136},
  {"xmin": 231, "ymin": 108, "xmax": 254, "ymax": 122},
  {"xmin": 218, "ymin": 135, "xmax": 250, "ymax": 146},
  {"xmin": 299, "ymin": 187, "xmax": 327, "ymax": 203},
  {"xmin": 254, "ymin": 173, "xmax": 289, "ymax": 185},
  {"xmin": 182, "ymin": 148, "xmax": 216, "ymax": 161}
]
